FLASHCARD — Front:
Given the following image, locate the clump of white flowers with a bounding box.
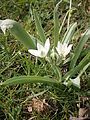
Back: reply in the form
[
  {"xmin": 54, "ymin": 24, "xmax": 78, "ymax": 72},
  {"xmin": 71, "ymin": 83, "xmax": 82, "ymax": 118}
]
[{"xmin": 28, "ymin": 39, "xmax": 72, "ymax": 61}]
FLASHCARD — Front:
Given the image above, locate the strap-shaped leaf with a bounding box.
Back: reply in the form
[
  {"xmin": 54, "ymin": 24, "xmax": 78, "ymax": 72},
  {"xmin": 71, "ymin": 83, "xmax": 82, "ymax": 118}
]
[
  {"xmin": 62, "ymin": 22, "xmax": 77, "ymax": 44},
  {"xmin": 59, "ymin": 10, "xmax": 69, "ymax": 34},
  {"xmin": 0, "ymin": 76, "xmax": 60, "ymax": 86},
  {"xmin": 64, "ymin": 52, "xmax": 90, "ymax": 80},
  {"xmin": 54, "ymin": 1, "xmax": 62, "ymax": 46},
  {"xmin": 34, "ymin": 11, "xmax": 46, "ymax": 43},
  {"xmin": 0, "ymin": 19, "xmax": 36, "ymax": 49},
  {"xmin": 70, "ymin": 29, "xmax": 90, "ymax": 69}
]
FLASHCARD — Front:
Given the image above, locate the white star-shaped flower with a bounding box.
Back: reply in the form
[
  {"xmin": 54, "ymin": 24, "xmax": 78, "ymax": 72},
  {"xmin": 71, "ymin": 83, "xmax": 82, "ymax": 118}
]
[
  {"xmin": 56, "ymin": 41, "xmax": 72, "ymax": 58},
  {"xmin": 0, "ymin": 19, "xmax": 14, "ymax": 34},
  {"xmin": 28, "ymin": 38, "xmax": 50, "ymax": 58}
]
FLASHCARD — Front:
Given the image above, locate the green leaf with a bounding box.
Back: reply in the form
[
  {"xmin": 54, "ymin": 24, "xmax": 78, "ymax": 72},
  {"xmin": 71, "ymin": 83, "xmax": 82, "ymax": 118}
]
[
  {"xmin": 0, "ymin": 76, "xmax": 60, "ymax": 86},
  {"xmin": 62, "ymin": 22, "xmax": 77, "ymax": 44},
  {"xmin": 64, "ymin": 52, "xmax": 90, "ymax": 80},
  {"xmin": 59, "ymin": 10, "xmax": 69, "ymax": 35},
  {"xmin": 70, "ymin": 29, "xmax": 90, "ymax": 68},
  {"xmin": 54, "ymin": 1, "xmax": 62, "ymax": 46},
  {"xmin": 0, "ymin": 19, "xmax": 36, "ymax": 49},
  {"xmin": 79, "ymin": 62, "xmax": 90, "ymax": 77},
  {"xmin": 33, "ymin": 11, "xmax": 46, "ymax": 43}
]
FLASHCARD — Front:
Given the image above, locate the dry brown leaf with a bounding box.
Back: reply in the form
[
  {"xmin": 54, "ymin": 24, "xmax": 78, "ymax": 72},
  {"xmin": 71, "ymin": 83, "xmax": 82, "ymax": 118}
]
[{"xmin": 31, "ymin": 98, "xmax": 49, "ymax": 113}]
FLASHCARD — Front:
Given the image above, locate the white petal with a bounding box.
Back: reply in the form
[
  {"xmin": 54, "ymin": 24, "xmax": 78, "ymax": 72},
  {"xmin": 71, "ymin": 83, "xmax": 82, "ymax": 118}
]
[
  {"xmin": 28, "ymin": 49, "xmax": 40, "ymax": 57},
  {"xmin": 63, "ymin": 44, "xmax": 72, "ymax": 57},
  {"xmin": 1, "ymin": 26, "xmax": 6, "ymax": 34},
  {"xmin": 63, "ymin": 81, "xmax": 68, "ymax": 86},
  {"xmin": 57, "ymin": 42, "xmax": 62, "ymax": 50},
  {"xmin": 63, "ymin": 43, "xmax": 68, "ymax": 52},
  {"xmin": 37, "ymin": 42, "xmax": 44, "ymax": 51},
  {"xmin": 44, "ymin": 38, "xmax": 50, "ymax": 54},
  {"xmin": 66, "ymin": 44, "xmax": 72, "ymax": 55},
  {"xmin": 70, "ymin": 76, "xmax": 80, "ymax": 88},
  {"xmin": 56, "ymin": 42, "xmax": 63, "ymax": 55}
]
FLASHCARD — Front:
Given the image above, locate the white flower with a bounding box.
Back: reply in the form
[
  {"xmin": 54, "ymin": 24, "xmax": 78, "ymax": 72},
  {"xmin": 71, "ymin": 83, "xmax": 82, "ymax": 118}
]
[
  {"xmin": 63, "ymin": 76, "xmax": 80, "ymax": 88},
  {"xmin": 70, "ymin": 76, "xmax": 80, "ymax": 88},
  {"xmin": 56, "ymin": 41, "xmax": 72, "ymax": 58},
  {"xmin": 0, "ymin": 19, "xmax": 14, "ymax": 34},
  {"xmin": 28, "ymin": 38, "xmax": 50, "ymax": 58}
]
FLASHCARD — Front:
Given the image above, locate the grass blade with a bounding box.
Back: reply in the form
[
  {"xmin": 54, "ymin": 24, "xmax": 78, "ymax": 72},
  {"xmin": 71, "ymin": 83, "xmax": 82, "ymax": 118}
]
[{"xmin": 70, "ymin": 28, "xmax": 90, "ymax": 68}]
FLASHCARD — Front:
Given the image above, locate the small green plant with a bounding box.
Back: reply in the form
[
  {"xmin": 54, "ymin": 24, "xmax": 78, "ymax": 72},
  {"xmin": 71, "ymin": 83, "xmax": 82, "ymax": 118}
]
[
  {"xmin": 0, "ymin": 1, "xmax": 90, "ymax": 119},
  {"xmin": 0, "ymin": 2, "xmax": 90, "ymax": 89}
]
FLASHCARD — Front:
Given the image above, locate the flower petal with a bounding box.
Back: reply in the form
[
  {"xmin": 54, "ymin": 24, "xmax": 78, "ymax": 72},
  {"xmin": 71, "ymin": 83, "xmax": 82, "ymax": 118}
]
[
  {"xmin": 67, "ymin": 44, "xmax": 72, "ymax": 54},
  {"xmin": 1, "ymin": 26, "xmax": 6, "ymax": 34},
  {"xmin": 44, "ymin": 38, "xmax": 50, "ymax": 54},
  {"xmin": 37, "ymin": 42, "xmax": 44, "ymax": 51},
  {"xmin": 57, "ymin": 42, "xmax": 62, "ymax": 50},
  {"xmin": 70, "ymin": 76, "xmax": 80, "ymax": 88},
  {"xmin": 28, "ymin": 49, "xmax": 40, "ymax": 57},
  {"xmin": 56, "ymin": 42, "xmax": 62, "ymax": 55}
]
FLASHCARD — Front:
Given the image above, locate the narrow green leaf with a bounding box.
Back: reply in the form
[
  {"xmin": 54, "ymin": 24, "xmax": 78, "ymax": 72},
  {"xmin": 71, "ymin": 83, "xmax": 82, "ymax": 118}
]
[
  {"xmin": 59, "ymin": 10, "xmax": 69, "ymax": 34},
  {"xmin": 70, "ymin": 29, "xmax": 90, "ymax": 68},
  {"xmin": 78, "ymin": 62, "xmax": 90, "ymax": 77},
  {"xmin": 54, "ymin": 1, "xmax": 62, "ymax": 46},
  {"xmin": 34, "ymin": 11, "xmax": 46, "ymax": 43},
  {"xmin": 0, "ymin": 76, "xmax": 60, "ymax": 86},
  {"xmin": 80, "ymin": 48, "xmax": 90, "ymax": 58},
  {"xmin": 64, "ymin": 52, "xmax": 90, "ymax": 80},
  {"xmin": 62, "ymin": 22, "xmax": 77, "ymax": 44}
]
